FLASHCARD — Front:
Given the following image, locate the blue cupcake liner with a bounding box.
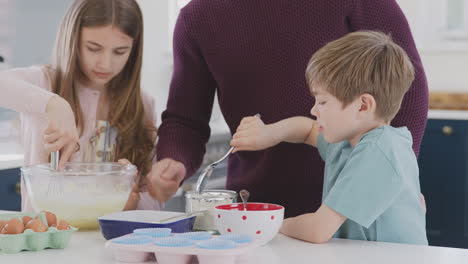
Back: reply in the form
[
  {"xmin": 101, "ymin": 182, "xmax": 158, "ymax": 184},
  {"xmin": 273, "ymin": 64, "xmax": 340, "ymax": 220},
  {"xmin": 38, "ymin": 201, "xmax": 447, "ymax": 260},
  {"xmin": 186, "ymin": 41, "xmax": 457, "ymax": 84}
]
[
  {"xmin": 112, "ymin": 235, "xmax": 153, "ymax": 245},
  {"xmin": 195, "ymin": 239, "xmax": 237, "ymax": 250},
  {"xmin": 154, "ymin": 237, "xmax": 194, "ymax": 247},
  {"xmin": 173, "ymin": 231, "xmax": 211, "ymax": 240},
  {"xmin": 133, "ymin": 228, "xmax": 172, "ymax": 238},
  {"xmin": 218, "ymin": 234, "xmax": 253, "ymax": 244}
]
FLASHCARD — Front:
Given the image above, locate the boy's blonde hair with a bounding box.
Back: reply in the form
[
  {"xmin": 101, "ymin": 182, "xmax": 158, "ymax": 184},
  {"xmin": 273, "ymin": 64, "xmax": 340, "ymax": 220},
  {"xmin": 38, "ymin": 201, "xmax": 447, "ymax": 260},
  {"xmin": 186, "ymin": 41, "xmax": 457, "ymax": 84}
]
[{"xmin": 305, "ymin": 31, "xmax": 415, "ymax": 122}]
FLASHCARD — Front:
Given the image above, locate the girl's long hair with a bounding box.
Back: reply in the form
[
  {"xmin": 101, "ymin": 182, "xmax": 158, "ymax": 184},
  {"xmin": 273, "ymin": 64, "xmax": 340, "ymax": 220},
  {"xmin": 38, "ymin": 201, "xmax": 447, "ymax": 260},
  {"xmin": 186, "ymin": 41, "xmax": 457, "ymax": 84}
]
[{"xmin": 47, "ymin": 0, "xmax": 156, "ymax": 181}]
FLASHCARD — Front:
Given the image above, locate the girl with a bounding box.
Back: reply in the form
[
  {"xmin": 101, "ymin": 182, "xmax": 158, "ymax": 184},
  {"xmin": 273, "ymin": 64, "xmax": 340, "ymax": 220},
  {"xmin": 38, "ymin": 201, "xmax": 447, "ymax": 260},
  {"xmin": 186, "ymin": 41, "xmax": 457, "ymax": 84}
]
[{"xmin": 0, "ymin": 0, "xmax": 160, "ymax": 211}]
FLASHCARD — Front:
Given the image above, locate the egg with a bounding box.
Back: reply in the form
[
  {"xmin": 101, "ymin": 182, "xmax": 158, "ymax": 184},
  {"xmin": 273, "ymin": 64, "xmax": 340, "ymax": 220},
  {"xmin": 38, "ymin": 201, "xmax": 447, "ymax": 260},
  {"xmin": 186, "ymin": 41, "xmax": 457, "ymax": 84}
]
[
  {"xmin": 25, "ymin": 219, "xmax": 47, "ymax": 233},
  {"xmin": 56, "ymin": 219, "xmax": 71, "ymax": 230},
  {"xmin": 22, "ymin": 216, "xmax": 33, "ymax": 225},
  {"xmin": 0, "ymin": 218, "xmax": 24, "ymax": 234},
  {"xmin": 39, "ymin": 211, "xmax": 57, "ymax": 227}
]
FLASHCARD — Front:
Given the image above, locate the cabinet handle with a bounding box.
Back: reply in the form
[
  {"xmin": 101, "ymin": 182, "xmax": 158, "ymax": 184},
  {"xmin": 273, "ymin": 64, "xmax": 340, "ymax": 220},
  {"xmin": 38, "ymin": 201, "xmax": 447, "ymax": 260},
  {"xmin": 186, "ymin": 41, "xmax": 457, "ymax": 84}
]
[
  {"xmin": 442, "ymin": 125, "xmax": 453, "ymax": 136},
  {"xmin": 15, "ymin": 182, "xmax": 21, "ymax": 195}
]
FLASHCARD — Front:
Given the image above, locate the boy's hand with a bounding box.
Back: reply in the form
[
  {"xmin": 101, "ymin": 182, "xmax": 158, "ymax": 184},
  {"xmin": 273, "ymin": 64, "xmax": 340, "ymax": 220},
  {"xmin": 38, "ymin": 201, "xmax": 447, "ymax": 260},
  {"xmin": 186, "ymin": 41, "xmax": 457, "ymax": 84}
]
[
  {"xmin": 279, "ymin": 205, "xmax": 346, "ymax": 244},
  {"xmin": 231, "ymin": 115, "xmax": 280, "ymax": 153},
  {"xmin": 420, "ymin": 193, "xmax": 427, "ymax": 214},
  {"xmin": 119, "ymin": 159, "xmax": 140, "ymax": 211},
  {"xmin": 279, "ymin": 217, "xmax": 294, "ymax": 235}
]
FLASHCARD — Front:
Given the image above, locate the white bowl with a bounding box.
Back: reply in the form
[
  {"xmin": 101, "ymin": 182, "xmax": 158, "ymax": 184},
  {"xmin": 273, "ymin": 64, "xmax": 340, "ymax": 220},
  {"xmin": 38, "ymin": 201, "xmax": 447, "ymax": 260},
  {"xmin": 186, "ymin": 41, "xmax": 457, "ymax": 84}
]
[{"xmin": 214, "ymin": 203, "xmax": 284, "ymax": 245}]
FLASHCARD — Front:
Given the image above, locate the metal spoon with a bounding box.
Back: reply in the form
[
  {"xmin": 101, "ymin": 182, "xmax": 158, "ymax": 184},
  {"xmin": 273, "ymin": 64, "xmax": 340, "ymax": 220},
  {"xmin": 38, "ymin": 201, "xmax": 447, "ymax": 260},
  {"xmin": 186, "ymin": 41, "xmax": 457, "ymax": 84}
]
[
  {"xmin": 194, "ymin": 114, "xmax": 261, "ymax": 193},
  {"xmin": 240, "ymin": 189, "xmax": 250, "ymax": 211},
  {"xmin": 194, "ymin": 146, "xmax": 233, "ymax": 193}
]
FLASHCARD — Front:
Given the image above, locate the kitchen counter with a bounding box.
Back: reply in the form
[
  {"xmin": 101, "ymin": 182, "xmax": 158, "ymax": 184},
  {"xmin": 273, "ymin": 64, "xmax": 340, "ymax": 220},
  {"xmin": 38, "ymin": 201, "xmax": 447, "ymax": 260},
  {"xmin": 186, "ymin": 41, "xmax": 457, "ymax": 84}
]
[
  {"xmin": 428, "ymin": 109, "xmax": 468, "ymax": 120},
  {"xmin": 1, "ymin": 212, "xmax": 468, "ymax": 264},
  {"xmin": 0, "ymin": 153, "xmax": 23, "ymax": 170}
]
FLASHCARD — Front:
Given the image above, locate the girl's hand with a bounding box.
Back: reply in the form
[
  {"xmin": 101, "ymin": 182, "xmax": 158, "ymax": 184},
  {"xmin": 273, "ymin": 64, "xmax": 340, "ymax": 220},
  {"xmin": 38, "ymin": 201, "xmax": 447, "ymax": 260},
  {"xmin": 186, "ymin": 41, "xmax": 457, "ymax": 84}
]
[
  {"xmin": 231, "ymin": 115, "xmax": 280, "ymax": 152},
  {"xmin": 123, "ymin": 184, "xmax": 140, "ymax": 211},
  {"xmin": 44, "ymin": 96, "xmax": 79, "ymax": 170},
  {"xmin": 119, "ymin": 159, "xmax": 140, "ymax": 211}
]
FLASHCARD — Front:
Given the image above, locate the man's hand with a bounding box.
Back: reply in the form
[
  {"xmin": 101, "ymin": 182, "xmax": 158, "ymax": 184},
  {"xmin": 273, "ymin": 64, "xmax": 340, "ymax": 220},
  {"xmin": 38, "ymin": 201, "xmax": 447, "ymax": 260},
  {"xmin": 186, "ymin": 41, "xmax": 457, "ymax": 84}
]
[{"xmin": 147, "ymin": 158, "xmax": 186, "ymax": 202}]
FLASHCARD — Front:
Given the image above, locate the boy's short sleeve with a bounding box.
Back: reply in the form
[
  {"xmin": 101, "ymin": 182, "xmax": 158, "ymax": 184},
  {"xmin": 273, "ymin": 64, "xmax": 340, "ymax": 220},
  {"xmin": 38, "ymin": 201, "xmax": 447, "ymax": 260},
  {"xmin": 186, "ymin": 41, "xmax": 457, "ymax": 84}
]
[
  {"xmin": 317, "ymin": 133, "xmax": 330, "ymax": 161},
  {"xmin": 323, "ymin": 143, "xmax": 403, "ymax": 228}
]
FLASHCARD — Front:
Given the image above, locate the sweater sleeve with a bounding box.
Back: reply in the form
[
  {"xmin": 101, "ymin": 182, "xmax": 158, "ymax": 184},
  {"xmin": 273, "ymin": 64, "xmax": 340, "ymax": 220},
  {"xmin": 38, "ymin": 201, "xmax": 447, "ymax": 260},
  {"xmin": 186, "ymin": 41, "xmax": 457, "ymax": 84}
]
[
  {"xmin": 349, "ymin": 0, "xmax": 429, "ymax": 156},
  {"xmin": 156, "ymin": 9, "xmax": 218, "ymax": 178},
  {"xmin": 0, "ymin": 66, "xmax": 55, "ymax": 116}
]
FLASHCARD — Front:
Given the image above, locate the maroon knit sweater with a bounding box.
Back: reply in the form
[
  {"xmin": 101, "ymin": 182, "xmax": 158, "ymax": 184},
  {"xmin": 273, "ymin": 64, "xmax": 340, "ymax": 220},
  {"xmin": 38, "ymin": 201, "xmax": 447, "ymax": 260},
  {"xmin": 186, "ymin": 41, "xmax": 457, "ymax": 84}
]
[{"xmin": 157, "ymin": 0, "xmax": 428, "ymax": 217}]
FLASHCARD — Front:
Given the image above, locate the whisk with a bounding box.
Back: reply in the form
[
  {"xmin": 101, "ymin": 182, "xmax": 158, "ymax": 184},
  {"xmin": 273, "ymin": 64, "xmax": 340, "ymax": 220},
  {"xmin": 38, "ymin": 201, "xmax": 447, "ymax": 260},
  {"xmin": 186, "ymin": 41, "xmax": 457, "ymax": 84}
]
[{"xmin": 46, "ymin": 151, "xmax": 64, "ymax": 196}]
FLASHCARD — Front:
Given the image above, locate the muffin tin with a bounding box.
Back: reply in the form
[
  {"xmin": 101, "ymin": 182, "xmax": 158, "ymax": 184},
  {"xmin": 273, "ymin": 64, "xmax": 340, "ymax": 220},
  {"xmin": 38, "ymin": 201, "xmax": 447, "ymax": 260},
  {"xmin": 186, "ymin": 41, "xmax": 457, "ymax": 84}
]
[
  {"xmin": 105, "ymin": 229, "xmax": 260, "ymax": 264},
  {"xmin": 0, "ymin": 212, "xmax": 78, "ymax": 253}
]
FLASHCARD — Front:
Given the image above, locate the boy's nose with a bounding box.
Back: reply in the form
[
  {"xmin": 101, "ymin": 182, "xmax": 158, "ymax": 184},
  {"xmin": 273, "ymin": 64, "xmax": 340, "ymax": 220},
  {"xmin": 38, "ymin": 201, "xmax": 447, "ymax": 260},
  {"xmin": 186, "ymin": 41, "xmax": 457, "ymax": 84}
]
[{"xmin": 310, "ymin": 104, "xmax": 318, "ymax": 118}]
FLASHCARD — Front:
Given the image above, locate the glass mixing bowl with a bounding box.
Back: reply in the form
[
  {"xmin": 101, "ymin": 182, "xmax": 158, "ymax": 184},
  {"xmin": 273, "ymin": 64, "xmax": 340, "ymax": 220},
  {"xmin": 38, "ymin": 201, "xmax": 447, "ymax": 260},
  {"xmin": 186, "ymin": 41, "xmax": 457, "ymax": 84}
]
[{"xmin": 21, "ymin": 162, "xmax": 136, "ymax": 230}]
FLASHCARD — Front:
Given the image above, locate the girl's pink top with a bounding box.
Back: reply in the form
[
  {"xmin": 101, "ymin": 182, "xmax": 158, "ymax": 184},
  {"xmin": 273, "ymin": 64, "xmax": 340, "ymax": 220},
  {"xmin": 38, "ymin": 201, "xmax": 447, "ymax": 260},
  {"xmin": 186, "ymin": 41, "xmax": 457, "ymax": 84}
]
[{"xmin": 0, "ymin": 66, "xmax": 162, "ymax": 211}]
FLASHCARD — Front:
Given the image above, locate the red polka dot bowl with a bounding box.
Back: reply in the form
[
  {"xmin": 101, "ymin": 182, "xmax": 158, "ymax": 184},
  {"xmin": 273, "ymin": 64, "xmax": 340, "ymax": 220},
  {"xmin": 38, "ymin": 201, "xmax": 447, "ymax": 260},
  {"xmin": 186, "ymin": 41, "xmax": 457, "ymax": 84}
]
[{"xmin": 214, "ymin": 203, "xmax": 284, "ymax": 245}]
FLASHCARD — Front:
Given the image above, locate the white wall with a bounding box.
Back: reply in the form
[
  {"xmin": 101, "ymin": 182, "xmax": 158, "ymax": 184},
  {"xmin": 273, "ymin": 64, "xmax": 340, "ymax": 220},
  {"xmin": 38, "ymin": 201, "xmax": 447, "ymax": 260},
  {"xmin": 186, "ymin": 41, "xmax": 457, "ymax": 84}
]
[
  {"xmin": 138, "ymin": 0, "xmax": 172, "ymax": 126},
  {"xmin": 419, "ymin": 50, "xmax": 468, "ymax": 92},
  {"xmin": 8, "ymin": 0, "xmax": 73, "ymax": 67},
  {"xmin": 397, "ymin": 0, "xmax": 468, "ymax": 92},
  {"xmin": 138, "ymin": 0, "xmax": 228, "ymax": 132}
]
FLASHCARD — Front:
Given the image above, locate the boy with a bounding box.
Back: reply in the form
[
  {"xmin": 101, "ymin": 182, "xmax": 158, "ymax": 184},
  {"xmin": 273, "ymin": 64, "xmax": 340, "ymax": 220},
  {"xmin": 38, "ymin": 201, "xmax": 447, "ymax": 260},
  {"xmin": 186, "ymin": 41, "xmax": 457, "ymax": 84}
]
[{"xmin": 231, "ymin": 31, "xmax": 428, "ymax": 245}]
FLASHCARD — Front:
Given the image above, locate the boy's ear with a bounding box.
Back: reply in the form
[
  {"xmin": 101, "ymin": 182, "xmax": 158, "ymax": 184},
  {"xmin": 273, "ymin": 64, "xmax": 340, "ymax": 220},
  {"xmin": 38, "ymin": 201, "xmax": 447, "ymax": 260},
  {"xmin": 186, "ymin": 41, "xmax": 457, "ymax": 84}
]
[{"xmin": 358, "ymin": 93, "xmax": 376, "ymax": 115}]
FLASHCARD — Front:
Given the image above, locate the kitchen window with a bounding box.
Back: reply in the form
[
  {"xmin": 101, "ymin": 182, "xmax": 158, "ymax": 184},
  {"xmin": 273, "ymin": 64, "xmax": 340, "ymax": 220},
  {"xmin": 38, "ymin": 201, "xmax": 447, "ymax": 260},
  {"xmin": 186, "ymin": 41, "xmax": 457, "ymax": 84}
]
[
  {"xmin": 444, "ymin": 0, "xmax": 468, "ymax": 39},
  {"xmin": 0, "ymin": 0, "xmax": 18, "ymax": 142},
  {"xmin": 415, "ymin": 0, "xmax": 468, "ymax": 50}
]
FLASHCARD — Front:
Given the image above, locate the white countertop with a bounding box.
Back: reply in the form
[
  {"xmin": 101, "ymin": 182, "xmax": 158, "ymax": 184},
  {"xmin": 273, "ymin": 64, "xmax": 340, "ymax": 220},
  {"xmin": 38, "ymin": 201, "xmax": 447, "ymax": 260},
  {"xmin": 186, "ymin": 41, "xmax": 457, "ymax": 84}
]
[
  {"xmin": 1, "ymin": 212, "xmax": 468, "ymax": 264},
  {"xmin": 0, "ymin": 132, "xmax": 23, "ymax": 170},
  {"xmin": 0, "ymin": 153, "xmax": 23, "ymax": 170},
  {"xmin": 428, "ymin": 109, "xmax": 468, "ymax": 120}
]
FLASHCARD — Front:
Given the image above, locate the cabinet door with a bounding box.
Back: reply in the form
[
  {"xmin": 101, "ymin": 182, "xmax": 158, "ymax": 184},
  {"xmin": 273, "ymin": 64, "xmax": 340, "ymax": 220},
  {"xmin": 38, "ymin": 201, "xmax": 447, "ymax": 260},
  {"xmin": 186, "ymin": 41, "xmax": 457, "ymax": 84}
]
[
  {"xmin": 419, "ymin": 119, "xmax": 468, "ymax": 248},
  {"xmin": 0, "ymin": 168, "xmax": 21, "ymax": 211}
]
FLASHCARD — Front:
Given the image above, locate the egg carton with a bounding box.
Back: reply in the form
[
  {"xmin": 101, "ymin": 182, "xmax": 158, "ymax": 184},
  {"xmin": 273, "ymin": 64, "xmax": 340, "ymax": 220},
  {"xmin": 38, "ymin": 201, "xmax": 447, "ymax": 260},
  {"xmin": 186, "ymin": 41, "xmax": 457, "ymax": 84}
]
[
  {"xmin": 105, "ymin": 231, "xmax": 261, "ymax": 264},
  {"xmin": 0, "ymin": 212, "xmax": 78, "ymax": 254}
]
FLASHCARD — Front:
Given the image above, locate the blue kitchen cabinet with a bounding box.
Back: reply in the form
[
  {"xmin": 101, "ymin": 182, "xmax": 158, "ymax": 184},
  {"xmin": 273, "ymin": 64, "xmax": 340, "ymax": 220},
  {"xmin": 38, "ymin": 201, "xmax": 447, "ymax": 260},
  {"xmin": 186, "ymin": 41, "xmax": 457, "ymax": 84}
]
[
  {"xmin": 0, "ymin": 168, "xmax": 21, "ymax": 211},
  {"xmin": 419, "ymin": 118, "xmax": 468, "ymax": 248}
]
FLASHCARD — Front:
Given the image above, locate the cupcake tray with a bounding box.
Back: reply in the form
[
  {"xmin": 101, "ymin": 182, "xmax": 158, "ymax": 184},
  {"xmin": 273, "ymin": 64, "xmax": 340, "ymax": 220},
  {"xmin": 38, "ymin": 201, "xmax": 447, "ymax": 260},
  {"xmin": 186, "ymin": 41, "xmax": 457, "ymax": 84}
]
[{"xmin": 105, "ymin": 232, "xmax": 261, "ymax": 264}]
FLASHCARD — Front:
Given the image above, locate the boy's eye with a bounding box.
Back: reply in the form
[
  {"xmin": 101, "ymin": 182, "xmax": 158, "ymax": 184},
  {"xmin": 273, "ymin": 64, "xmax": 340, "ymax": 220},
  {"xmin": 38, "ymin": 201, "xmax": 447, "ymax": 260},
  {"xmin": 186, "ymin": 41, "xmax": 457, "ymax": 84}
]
[{"xmin": 318, "ymin": 101, "xmax": 326, "ymax": 105}]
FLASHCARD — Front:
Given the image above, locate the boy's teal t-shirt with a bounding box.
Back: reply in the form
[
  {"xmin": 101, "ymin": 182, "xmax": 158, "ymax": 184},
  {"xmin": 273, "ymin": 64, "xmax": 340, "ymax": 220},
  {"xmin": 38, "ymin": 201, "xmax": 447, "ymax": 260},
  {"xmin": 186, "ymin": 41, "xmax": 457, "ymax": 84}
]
[{"xmin": 317, "ymin": 126, "xmax": 428, "ymax": 245}]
